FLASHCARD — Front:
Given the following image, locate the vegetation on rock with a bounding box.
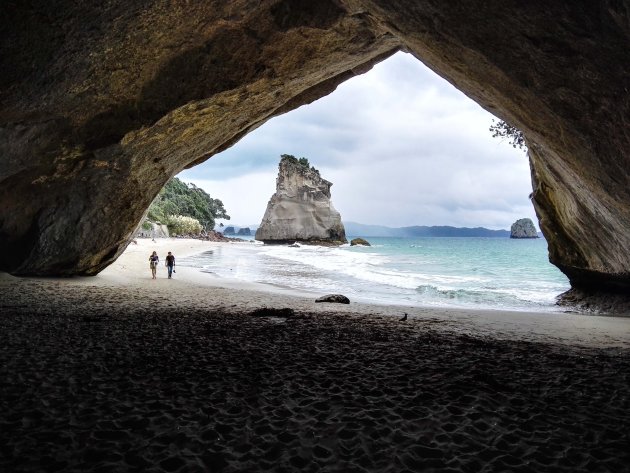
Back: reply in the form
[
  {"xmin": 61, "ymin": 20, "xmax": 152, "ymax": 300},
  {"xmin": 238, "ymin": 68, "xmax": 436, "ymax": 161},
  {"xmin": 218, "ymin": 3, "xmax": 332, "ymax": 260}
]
[
  {"xmin": 489, "ymin": 119, "xmax": 526, "ymax": 150},
  {"xmin": 280, "ymin": 154, "xmax": 319, "ymax": 175},
  {"xmin": 146, "ymin": 177, "xmax": 229, "ymax": 234}
]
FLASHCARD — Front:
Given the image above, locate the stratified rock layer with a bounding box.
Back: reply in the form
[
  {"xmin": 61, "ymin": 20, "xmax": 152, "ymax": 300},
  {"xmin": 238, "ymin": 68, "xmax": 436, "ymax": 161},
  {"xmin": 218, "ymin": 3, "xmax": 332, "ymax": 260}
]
[
  {"xmin": 510, "ymin": 219, "xmax": 538, "ymax": 239},
  {"xmin": 255, "ymin": 157, "xmax": 346, "ymax": 245},
  {"xmin": 1, "ymin": 1, "xmax": 629, "ymax": 300}
]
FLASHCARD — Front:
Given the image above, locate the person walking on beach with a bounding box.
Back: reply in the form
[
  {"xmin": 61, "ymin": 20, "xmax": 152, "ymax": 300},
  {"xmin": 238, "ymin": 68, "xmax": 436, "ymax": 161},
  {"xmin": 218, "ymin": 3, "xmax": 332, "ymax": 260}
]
[
  {"xmin": 149, "ymin": 251, "xmax": 159, "ymax": 279},
  {"xmin": 165, "ymin": 251, "xmax": 175, "ymax": 279}
]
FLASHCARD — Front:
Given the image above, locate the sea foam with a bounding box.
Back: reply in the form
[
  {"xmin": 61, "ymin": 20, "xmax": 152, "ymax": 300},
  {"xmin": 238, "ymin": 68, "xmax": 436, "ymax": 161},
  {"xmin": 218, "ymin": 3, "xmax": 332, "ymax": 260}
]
[{"xmin": 179, "ymin": 237, "xmax": 569, "ymax": 312}]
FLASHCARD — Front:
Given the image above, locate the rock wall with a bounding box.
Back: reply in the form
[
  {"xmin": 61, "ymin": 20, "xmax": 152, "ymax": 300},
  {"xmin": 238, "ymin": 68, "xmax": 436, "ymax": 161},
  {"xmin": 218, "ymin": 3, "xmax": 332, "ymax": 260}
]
[
  {"xmin": 510, "ymin": 219, "xmax": 538, "ymax": 239},
  {"xmin": 1, "ymin": 1, "xmax": 629, "ymax": 300},
  {"xmin": 255, "ymin": 157, "xmax": 347, "ymax": 244},
  {"xmin": 136, "ymin": 222, "xmax": 169, "ymax": 239}
]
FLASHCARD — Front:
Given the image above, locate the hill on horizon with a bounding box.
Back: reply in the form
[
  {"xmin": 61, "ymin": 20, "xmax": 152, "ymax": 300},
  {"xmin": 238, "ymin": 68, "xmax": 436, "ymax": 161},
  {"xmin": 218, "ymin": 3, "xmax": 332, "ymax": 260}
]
[{"xmin": 343, "ymin": 221, "xmax": 511, "ymax": 238}]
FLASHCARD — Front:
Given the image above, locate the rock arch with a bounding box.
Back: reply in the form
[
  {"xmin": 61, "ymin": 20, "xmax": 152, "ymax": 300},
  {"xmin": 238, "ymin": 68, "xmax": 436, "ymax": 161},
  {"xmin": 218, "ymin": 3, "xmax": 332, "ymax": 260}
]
[{"xmin": 1, "ymin": 1, "xmax": 629, "ymax": 299}]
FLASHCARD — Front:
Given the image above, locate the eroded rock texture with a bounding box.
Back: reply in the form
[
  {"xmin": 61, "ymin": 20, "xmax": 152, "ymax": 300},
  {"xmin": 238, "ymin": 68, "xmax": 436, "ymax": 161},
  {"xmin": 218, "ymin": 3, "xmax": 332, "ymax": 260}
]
[
  {"xmin": 0, "ymin": 0, "xmax": 397, "ymax": 275},
  {"xmin": 1, "ymin": 1, "xmax": 629, "ymax": 299},
  {"xmin": 255, "ymin": 156, "xmax": 347, "ymax": 245}
]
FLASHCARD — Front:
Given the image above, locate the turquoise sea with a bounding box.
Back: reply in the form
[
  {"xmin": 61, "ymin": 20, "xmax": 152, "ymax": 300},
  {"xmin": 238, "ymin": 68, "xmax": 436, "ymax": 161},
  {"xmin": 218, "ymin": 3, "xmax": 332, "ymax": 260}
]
[{"xmin": 179, "ymin": 236, "xmax": 570, "ymax": 312}]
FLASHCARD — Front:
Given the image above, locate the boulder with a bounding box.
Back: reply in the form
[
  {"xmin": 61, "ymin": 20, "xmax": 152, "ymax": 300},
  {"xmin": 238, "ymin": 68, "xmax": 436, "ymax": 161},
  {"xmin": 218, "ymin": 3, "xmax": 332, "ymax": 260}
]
[
  {"xmin": 510, "ymin": 219, "xmax": 539, "ymax": 239},
  {"xmin": 201, "ymin": 230, "xmax": 234, "ymax": 242},
  {"xmin": 315, "ymin": 294, "xmax": 350, "ymax": 304},
  {"xmin": 255, "ymin": 156, "xmax": 347, "ymax": 245},
  {"xmin": 350, "ymin": 238, "xmax": 371, "ymax": 246}
]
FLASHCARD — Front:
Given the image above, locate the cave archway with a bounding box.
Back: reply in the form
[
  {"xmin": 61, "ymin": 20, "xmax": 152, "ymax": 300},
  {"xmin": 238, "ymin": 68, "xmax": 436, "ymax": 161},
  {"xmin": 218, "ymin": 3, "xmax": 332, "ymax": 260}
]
[
  {"xmin": 181, "ymin": 52, "xmax": 536, "ymax": 233},
  {"xmin": 176, "ymin": 51, "xmax": 570, "ymax": 310},
  {"xmin": 1, "ymin": 1, "xmax": 629, "ymax": 300}
]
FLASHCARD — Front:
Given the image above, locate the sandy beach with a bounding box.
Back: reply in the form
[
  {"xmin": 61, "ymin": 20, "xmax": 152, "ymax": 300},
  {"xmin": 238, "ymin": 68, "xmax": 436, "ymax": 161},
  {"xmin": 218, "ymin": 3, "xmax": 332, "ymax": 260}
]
[{"xmin": 1, "ymin": 238, "xmax": 630, "ymax": 472}]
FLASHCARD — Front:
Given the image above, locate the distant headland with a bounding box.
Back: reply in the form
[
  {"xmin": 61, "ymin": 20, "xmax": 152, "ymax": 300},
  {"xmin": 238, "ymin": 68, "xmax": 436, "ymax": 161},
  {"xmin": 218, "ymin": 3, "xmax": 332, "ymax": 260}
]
[
  {"xmin": 344, "ymin": 222, "xmax": 519, "ymax": 238},
  {"xmin": 222, "ymin": 222, "xmax": 543, "ymax": 239}
]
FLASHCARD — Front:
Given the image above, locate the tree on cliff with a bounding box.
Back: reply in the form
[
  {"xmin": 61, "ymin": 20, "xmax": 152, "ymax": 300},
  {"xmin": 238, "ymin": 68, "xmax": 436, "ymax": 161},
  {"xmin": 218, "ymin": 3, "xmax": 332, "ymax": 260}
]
[
  {"xmin": 280, "ymin": 154, "xmax": 318, "ymax": 174},
  {"xmin": 147, "ymin": 177, "xmax": 229, "ymax": 232},
  {"xmin": 489, "ymin": 119, "xmax": 526, "ymax": 150}
]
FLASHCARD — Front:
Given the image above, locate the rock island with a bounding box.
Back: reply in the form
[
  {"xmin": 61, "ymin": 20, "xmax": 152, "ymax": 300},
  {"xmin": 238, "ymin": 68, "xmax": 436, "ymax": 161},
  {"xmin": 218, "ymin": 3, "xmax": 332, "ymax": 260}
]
[
  {"xmin": 510, "ymin": 218, "xmax": 539, "ymax": 239},
  {"xmin": 255, "ymin": 155, "xmax": 347, "ymax": 246}
]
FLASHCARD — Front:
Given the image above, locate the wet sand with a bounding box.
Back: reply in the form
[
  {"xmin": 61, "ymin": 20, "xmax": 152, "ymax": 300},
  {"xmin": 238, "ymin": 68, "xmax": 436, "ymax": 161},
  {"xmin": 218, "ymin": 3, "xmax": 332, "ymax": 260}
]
[{"xmin": 1, "ymin": 239, "xmax": 629, "ymax": 472}]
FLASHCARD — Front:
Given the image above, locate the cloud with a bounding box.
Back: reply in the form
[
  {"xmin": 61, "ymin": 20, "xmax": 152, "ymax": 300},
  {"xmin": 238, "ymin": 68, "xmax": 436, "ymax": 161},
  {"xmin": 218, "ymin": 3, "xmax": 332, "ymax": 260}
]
[
  {"xmin": 182, "ymin": 171, "xmax": 278, "ymax": 227},
  {"xmin": 178, "ymin": 52, "xmax": 536, "ymax": 230}
]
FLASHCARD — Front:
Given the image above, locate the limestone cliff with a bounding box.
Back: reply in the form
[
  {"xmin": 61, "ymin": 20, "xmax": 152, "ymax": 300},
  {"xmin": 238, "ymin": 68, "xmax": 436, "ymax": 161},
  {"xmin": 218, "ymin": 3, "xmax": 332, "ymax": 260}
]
[
  {"xmin": 255, "ymin": 156, "xmax": 346, "ymax": 245},
  {"xmin": 510, "ymin": 219, "xmax": 539, "ymax": 239},
  {"xmin": 1, "ymin": 1, "xmax": 630, "ymax": 305}
]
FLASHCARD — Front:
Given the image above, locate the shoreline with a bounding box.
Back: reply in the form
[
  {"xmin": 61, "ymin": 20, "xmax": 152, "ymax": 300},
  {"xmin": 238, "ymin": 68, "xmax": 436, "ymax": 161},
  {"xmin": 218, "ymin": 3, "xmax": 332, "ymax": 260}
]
[
  {"xmin": 93, "ymin": 238, "xmax": 630, "ymax": 348},
  {"xmin": 3, "ymin": 237, "xmax": 629, "ymax": 348},
  {"xmin": 2, "ymin": 237, "xmax": 630, "ymax": 471}
]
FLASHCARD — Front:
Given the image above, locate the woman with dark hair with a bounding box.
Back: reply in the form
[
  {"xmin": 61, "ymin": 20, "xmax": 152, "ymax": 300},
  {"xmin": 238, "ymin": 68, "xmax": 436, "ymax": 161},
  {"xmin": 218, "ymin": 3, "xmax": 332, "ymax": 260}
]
[{"xmin": 149, "ymin": 251, "xmax": 159, "ymax": 279}]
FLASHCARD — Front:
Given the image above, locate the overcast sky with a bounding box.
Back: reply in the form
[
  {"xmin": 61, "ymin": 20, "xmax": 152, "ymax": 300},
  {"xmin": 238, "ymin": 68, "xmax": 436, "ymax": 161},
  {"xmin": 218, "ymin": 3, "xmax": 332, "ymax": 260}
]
[{"xmin": 177, "ymin": 52, "xmax": 536, "ymax": 230}]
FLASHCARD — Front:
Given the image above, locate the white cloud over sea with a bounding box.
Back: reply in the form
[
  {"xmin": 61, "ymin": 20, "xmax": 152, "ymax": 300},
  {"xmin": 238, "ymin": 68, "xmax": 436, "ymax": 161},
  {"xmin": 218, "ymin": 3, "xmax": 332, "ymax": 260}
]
[{"xmin": 177, "ymin": 52, "xmax": 535, "ymax": 230}]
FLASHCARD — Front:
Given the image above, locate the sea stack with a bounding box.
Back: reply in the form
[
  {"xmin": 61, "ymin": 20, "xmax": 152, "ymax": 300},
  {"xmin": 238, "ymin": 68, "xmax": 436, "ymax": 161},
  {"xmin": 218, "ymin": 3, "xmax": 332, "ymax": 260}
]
[
  {"xmin": 255, "ymin": 155, "xmax": 347, "ymax": 245},
  {"xmin": 510, "ymin": 218, "xmax": 539, "ymax": 239}
]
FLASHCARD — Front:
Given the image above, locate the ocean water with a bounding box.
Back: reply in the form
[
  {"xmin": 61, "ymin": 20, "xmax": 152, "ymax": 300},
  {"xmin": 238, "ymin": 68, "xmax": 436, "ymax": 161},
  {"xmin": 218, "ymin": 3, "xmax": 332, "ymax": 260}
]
[{"xmin": 178, "ymin": 236, "xmax": 571, "ymax": 312}]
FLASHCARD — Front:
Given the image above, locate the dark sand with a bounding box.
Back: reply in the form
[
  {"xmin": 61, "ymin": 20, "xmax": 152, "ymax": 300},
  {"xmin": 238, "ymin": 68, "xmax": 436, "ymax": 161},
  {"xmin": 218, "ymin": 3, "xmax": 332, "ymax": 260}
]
[{"xmin": 2, "ymin": 272, "xmax": 630, "ymax": 473}]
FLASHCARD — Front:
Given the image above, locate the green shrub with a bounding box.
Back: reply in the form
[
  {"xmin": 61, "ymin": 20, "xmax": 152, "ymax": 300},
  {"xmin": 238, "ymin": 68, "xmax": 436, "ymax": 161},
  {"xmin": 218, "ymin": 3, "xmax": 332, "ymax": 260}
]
[
  {"xmin": 166, "ymin": 215, "xmax": 203, "ymax": 236},
  {"xmin": 147, "ymin": 177, "xmax": 230, "ymax": 230}
]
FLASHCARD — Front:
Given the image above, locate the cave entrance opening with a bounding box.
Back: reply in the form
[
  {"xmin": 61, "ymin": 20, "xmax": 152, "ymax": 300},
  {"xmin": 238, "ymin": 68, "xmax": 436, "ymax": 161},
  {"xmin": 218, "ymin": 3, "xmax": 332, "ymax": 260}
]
[
  {"xmin": 178, "ymin": 51, "xmax": 533, "ymax": 234},
  {"xmin": 173, "ymin": 51, "xmax": 570, "ymax": 311}
]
